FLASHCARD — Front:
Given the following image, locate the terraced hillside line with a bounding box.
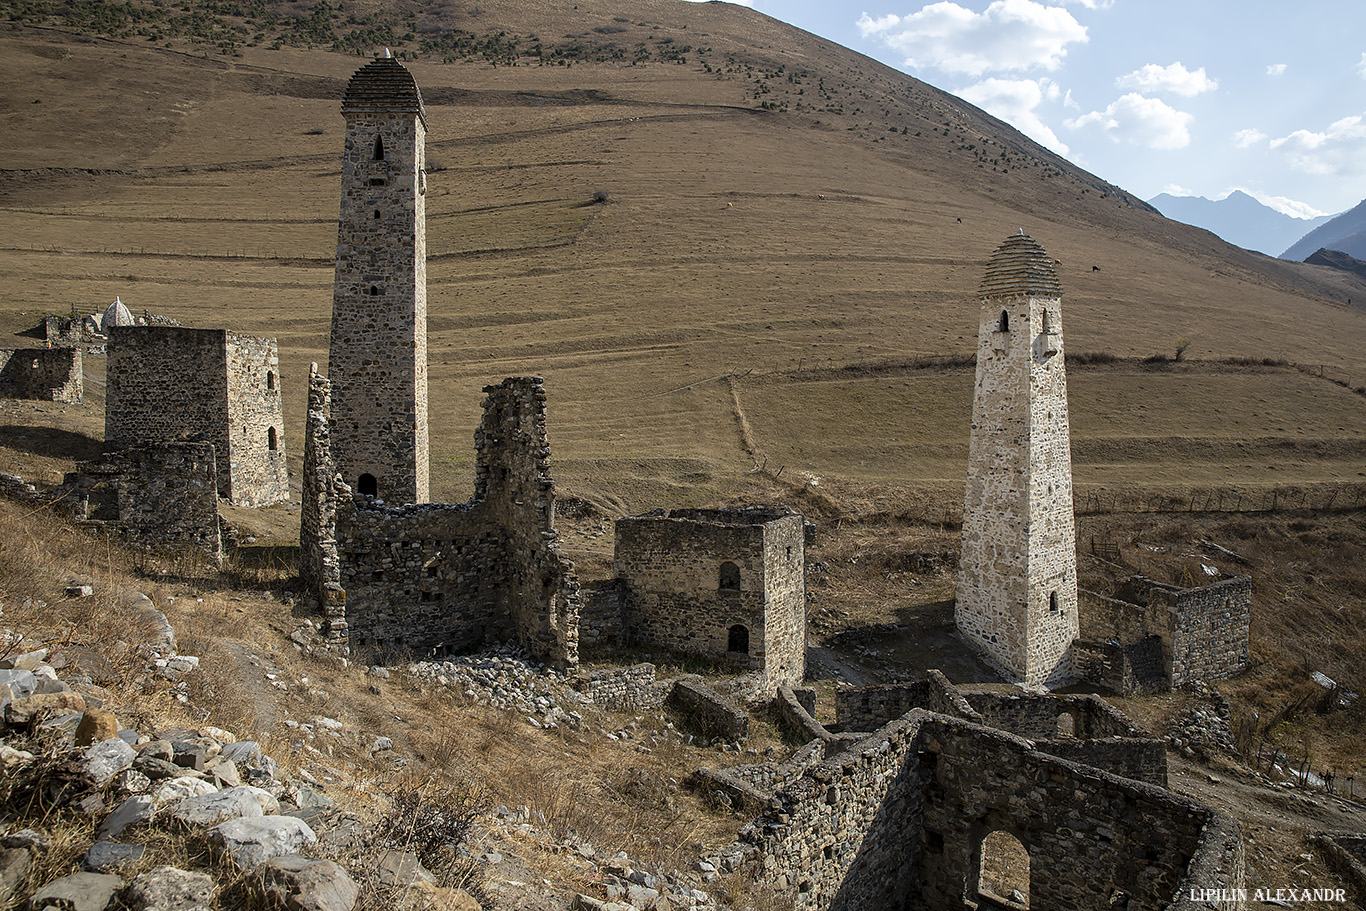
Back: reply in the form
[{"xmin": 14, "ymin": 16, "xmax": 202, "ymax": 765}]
[{"xmin": 728, "ymin": 372, "xmax": 843, "ymax": 517}]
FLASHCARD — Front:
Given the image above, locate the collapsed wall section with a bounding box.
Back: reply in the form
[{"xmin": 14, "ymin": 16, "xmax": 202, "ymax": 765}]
[
  {"xmin": 334, "ymin": 377, "xmax": 579, "ymax": 669},
  {"xmin": 63, "ymin": 442, "xmax": 222, "ymax": 561},
  {"xmin": 0, "ymin": 347, "xmax": 82, "ymax": 403}
]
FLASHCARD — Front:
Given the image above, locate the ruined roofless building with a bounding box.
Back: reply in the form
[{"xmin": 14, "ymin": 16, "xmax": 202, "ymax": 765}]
[
  {"xmin": 957, "ymin": 233, "xmax": 1078, "ymax": 689},
  {"xmin": 329, "ymin": 50, "xmax": 430, "ymax": 505}
]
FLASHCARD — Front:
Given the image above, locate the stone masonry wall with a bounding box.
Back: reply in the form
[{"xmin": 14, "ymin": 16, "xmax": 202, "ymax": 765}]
[
  {"xmin": 613, "ymin": 508, "xmax": 806, "ymax": 689},
  {"xmin": 336, "ymin": 378, "xmax": 579, "ymax": 670},
  {"xmin": 958, "ymin": 290, "xmax": 1078, "ymax": 689},
  {"xmin": 329, "ymin": 107, "xmax": 429, "ymax": 506},
  {"xmin": 224, "ymin": 333, "xmax": 288, "ymax": 507},
  {"xmin": 1163, "ymin": 575, "xmax": 1252, "ymax": 687},
  {"xmin": 0, "ymin": 347, "xmax": 82, "ymax": 403},
  {"xmin": 668, "ymin": 678, "xmax": 750, "ymax": 742},
  {"xmin": 65, "ymin": 442, "xmax": 222, "ymax": 561},
  {"xmin": 738, "ymin": 710, "xmax": 1242, "ymax": 911},
  {"xmin": 299, "ymin": 365, "xmax": 345, "ymax": 639},
  {"xmin": 105, "ymin": 327, "xmax": 287, "ymax": 507}
]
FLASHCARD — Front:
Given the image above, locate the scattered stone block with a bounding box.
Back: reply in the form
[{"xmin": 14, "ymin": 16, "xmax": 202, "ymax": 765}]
[
  {"xmin": 84, "ymin": 737, "xmax": 137, "ymax": 786},
  {"xmin": 376, "ymin": 850, "xmax": 435, "ymax": 887},
  {"xmin": 98, "ymin": 794, "xmax": 154, "ymax": 839},
  {"xmin": 82, "ymin": 841, "xmax": 146, "ymax": 873},
  {"xmin": 0, "ymin": 847, "xmax": 31, "ymax": 903},
  {"xmin": 399, "ymin": 881, "xmax": 482, "ymax": 911},
  {"xmin": 6, "ymin": 691, "xmax": 85, "ymax": 726},
  {"xmin": 154, "ymin": 776, "xmax": 218, "ymax": 805},
  {"xmin": 76, "ymin": 709, "xmax": 121, "ymax": 747},
  {"xmin": 123, "ymin": 865, "xmax": 216, "ymax": 911},
  {"xmin": 0, "ymin": 669, "xmax": 37, "ymax": 701},
  {"xmin": 257, "ymin": 854, "xmax": 359, "ymax": 911},
  {"xmin": 208, "ymin": 815, "xmax": 317, "ymax": 869},
  {"xmin": 27, "ymin": 871, "xmax": 123, "ymax": 911},
  {"xmin": 172, "ymin": 786, "xmax": 278, "ymax": 827}
]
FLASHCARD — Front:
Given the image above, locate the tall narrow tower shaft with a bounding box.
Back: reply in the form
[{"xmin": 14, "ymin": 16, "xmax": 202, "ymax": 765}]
[
  {"xmin": 328, "ymin": 52, "xmax": 430, "ymax": 505},
  {"xmin": 957, "ymin": 233, "xmax": 1078, "ymax": 689}
]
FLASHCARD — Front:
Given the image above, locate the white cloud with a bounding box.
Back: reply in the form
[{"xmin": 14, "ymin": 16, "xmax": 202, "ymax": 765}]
[
  {"xmin": 1226, "ymin": 188, "xmax": 1328, "ymax": 219},
  {"xmin": 1270, "ymin": 113, "xmax": 1366, "ymax": 177},
  {"xmin": 856, "ymin": 0, "xmax": 1087, "ymax": 77},
  {"xmin": 1063, "ymin": 88, "xmax": 1078, "ymax": 109},
  {"xmin": 1064, "ymin": 93, "xmax": 1193, "ymax": 150},
  {"xmin": 1058, "ymin": 0, "xmax": 1113, "ymax": 7},
  {"xmin": 958, "ymin": 77, "xmax": 1070, "ymax": 155},
  {"xmin": 1116, "ymin": 62, "xmax": 1217, "ymax": 96},
  {"xmin": 1266, "ymin": 63, "xmax": 1287, "ymax": 76},
  {"xmin": 1233, "ymin": 128, "xmax": 1266, "ymax": 148},
  {"xmin": 1357, "ymin": 53, "xmax": 1366, "ymax": 79},
  {"xmin": 1161, "ymin": 184, "xmax": 1194, "ymax": 196}
]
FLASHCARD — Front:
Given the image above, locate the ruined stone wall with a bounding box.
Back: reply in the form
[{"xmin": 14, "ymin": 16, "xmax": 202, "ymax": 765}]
[
  {"xmin": 336, "ymin": 378, "xmax": 579, "ymax": 669},
  {"xmin": 223, "ymin": 333, "xmax": 288, "ymax": 507},
  {"xmin": 1163, "ymin": 575, "xmax": 1252, "ymax": 687},
  {"xmin": 299, "ymin": 365, "xmax": 345, "ymax": 638},
  {"xmin": 1074, "ymin": 638, "xmax": 1167, "ymax": 695},
  {"xmin": 577, "ymin": 579, "xmax": 626, "ymax": 650},
  {"xmin": 960, "ymin": 691, "xmax": 1137, "ymax": 740},
  {"xmin": 0, "ymin": 347, "xmax": 81, "ymax": 403},
  {"xmin": 834, "ymin": 671, "xmax": 979, "ymax": 732},
  {"xmin": 668, "ymin": 678, "xmax": 750, "ymax": 742},
  {"xmin": 614, "ymin": 508, "xmax": 806, "ymax": 688},
  {"xmin": 105, "ymin": 327, "xmax": 286, "ymax": 507},
  {"xmin": 65, "ymin": 442, "xmax": 221, "ymax": 561},
  {"xmin": 738, "ymin": 710, "xmax": 1242, "ymax": 910},
  {"xmin": 571, "ymin": 663, "xmax": 665, "ymax": 710},
  {"xmin": 329, "ymin": 107, "xmax": 429, "ymax": 506},
  {"xmin": 957, "ymin": 292, "xmax": 1078, "ymax": 689}
]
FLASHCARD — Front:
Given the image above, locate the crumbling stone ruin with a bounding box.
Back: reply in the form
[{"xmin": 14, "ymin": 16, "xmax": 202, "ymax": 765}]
[
  {"xmin": 710, "ymin": 672, "xmax": 1241, "ymax": 910},
  {"xmin": 299, "ymin": 364, "xmax": 345, "ymax": 641},
  {"xmin": 588, "ymin": 507, "xmax": 807, "ymax": 689},
  {"xmin": 0, "ymin": 346, "xmax": 82, "ymax": 403},
  {"xmin": 957, "ymin": 232, "xmax": 1079, "ymax": 690},
  {"xmin": 308, "ymin": 373, "xmax": 581, "ymax": 670},
  {"xmin": 1076, "ymin": 574, "xmax": 1252, "ymax": 694},
  {"xmin": 60, "ymin": 442, "xmax": 222, "ymax": 562},
  {"xmin": 105, "ymin": 326, "xmax": 288, "ymax": 508},
  {"xmin": 328, "ymin": 51, "xmax": 430, "ymax": 506}
]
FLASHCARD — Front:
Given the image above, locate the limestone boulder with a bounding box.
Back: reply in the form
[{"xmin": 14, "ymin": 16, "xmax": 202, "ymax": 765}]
[
  {"xmin": 208, "ymin": 816, "xmax": 317, "ymax": 868},
  {"xmin": 171, "ymin": 785, "xmax": 277, "ymax": 828},
  {"xmin": 154, "ymin": 776, "xmax": 217, "ymax": 804},
  {"xmin": 257, "ymin": 854, "xmax": 359, "ymax": 911},
  {"xmin": 84, "ymin": 737, "xmax": 136, "ymax": 786},
  {"xmin": 98, "ymin": 794, "xmax": 154, "ymax": 839},
  {"xmin": 26, "ymin": 871, "xmax": 123, "ymax": 911}
]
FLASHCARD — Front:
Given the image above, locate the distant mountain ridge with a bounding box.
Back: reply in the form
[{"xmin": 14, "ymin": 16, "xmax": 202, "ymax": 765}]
[
  {"xmin": 1148, "ymin": 190, "xmax": 1332, "ymax": 257},
  {"xmin": 1282, "ymin": 198, "xmax": 1366, "ymax": 261}
]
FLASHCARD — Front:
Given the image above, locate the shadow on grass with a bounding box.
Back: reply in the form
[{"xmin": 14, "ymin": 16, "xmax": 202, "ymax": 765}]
[{"xmin": 0, "ymin": 425, "xmax": 102, "ymax": 461}]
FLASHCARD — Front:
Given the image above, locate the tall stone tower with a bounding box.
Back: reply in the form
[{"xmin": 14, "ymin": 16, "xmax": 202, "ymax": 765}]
[
  {"xmin": 957, "ymin": 232, "xmax": 1078, "ymax": 689},
  {"xmin": 329, "ymin": 50, "xmax": 430, "ymax": 504}
]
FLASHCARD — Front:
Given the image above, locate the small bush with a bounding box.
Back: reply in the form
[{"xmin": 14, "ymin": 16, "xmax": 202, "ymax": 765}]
[{"xmin": 591, "ymin": 189, "xmax": 610, "ymax": 204}]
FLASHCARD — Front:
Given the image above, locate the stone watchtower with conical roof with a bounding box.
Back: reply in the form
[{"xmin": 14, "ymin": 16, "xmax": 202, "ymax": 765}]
[
  {"xmin": 957, "ymin": 232, "xmax": 1078, "ymax": 689},
  {"xmin": 328, "ymin": 50, "xmax": 430, "ymax": 504}
]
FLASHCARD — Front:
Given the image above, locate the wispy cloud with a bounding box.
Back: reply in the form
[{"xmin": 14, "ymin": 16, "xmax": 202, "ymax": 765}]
[
  {"xmin": 1161, "ymin": 184, "xmax": 1195, "ymax": 196},
  {"xmin": 1270, "ymin": 113, "xmax": 1366, "ymax": 177},
  {"xmin": 856, "ymin": 0, "xmax": 1087, "ymax": 77},
  {"xmin": 1065, "ymin": 93, "xmax": 1193, "ymax": 150},
  {"xmin": 1233, "ymin": 128, "xmax": 1267, "ymax": 148},
  {"xmin": 958, "ymin": 77, "xmax": 1070, "ymax": 155},
  {"xmin": 1266, "ymin": 63, "xmax": 1287, "ymax": 76},
  {"xmin": 1117, "ymin": 62, "xmax": 1217, "ymax": 97},
  {"xmin": 1357, "ymin": 53, "xmax": 1366, "ymax": 79},
  {"xmin": 1227, "ymin": 188, "xmax": 1328, "ymax": 219}
]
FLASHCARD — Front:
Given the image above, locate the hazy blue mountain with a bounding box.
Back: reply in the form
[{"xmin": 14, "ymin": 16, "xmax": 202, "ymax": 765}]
[
  {"xmin": 1282, "ymin": 198, "xmax": 1366, "ymax": 261},
  {"xmin": 1148, "ymin": 190, "xmax": 1332, "ymax": 256}
]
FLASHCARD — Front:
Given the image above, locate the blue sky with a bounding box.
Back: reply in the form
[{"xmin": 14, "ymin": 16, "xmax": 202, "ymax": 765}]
[{"xmin": 689, "ymin": 0, "xmax": 1366, "ymax": 218}]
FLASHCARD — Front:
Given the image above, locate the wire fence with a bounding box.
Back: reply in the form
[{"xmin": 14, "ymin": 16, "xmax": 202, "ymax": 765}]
[{"xmin": 1074, "ymin": 483, "xmax": 1366, "ymax": 516}]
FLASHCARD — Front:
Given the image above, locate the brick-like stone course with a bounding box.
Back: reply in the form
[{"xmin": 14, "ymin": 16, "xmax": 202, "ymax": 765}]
[
  {"xmin": 612, "ymin": 507, "xmax": 806, "ymax": 689},
  {"xmin": 0, "ymin": 347, "xmax": 82, "ymax": 403},
  {"xmin": 571, "ymin": 663, "xmax": 666, "ymax": 710},
  {"xmin": 957, "ymin": 234, "xmax": 1078, "ymax": 689},
  {"xmin": 334, "ymin": 377, "xmax": 579, "ymax": 670},
  {"xmin": 105, "ymin": 327, "xmax": 286, "ymax": 507},
  {"xmin": 63, "ymin": 442, "xmax": 222, "ymax": 561}
]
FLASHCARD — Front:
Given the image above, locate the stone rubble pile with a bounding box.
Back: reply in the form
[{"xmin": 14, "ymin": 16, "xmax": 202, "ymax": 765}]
[
  {"xmin": 408, "ymin": 648, "xmax": 591, "ymax": 732},
  {"xmin": 1166, "ymin": 683, "xmax": 1237, "ymax": 760}
]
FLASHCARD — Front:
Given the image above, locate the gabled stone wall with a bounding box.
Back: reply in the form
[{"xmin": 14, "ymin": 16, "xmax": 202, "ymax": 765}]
[
  {"xmin": 0, "ymin": 347, "xmax": 82, "ymax": 403},
  {"xmin": 63, "ymin": 442, "xmax": 222, "ymax": 561},
  {"xmin": 612, "ymin": 507, "xmax": 806, "ymax": 689},
  {"xmin": 331, "ymin": 377, "xmax": 580, "ymax": 669}
]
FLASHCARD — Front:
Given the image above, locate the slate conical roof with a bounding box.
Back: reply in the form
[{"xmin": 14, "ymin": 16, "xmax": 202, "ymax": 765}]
[
  {"xmin": 342, "ymin": 51, "xmax": 428, "ymax": 128},
  {"xmin": 102, "ymin": 296, "xmax": 135, "ymax": 329},
  {"xmin": 979, "ymin": 232, "xmax": 1062, "ymax": 298}
]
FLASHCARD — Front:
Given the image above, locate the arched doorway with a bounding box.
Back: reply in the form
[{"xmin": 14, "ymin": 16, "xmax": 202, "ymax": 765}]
[
  {"xmin": 978, "ymin": 830, "xmax": 1030, "ymax": 909},
  {"xmin": 358, "ymin": 473, "xmax": 378, "ymax": 497},
  {"xmin": 727, "ymin": 624, "xmax": 749, "ymax": 655}
]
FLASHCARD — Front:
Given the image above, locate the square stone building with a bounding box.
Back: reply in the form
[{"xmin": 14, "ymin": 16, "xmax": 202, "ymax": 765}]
[
  {"xmin": 612, "ymin": 507, "xmax": 806, "ymax": 688},
  {"xmin": 105, "ymin": 326, "xmax": 288, "ymax": 507}
]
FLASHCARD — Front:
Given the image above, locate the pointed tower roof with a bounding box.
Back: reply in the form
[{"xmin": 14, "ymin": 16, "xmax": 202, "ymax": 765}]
[
  {"xmin": 979, "ymin": 232, "xmax": 1062, "ymax": 298},
  {"xmin": 342, "ymin": 53, "xmax": 428, "ymax": 128}
]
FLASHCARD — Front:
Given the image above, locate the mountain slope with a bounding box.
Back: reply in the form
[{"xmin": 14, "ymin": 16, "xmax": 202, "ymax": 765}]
[
  {"xmin": 1148, "ymin": 190, "xmax": 1331, "ymax": 256},
  {"xmin": 1283, "ymin": 198, "xmax": 1366, "ymax": 260}
]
